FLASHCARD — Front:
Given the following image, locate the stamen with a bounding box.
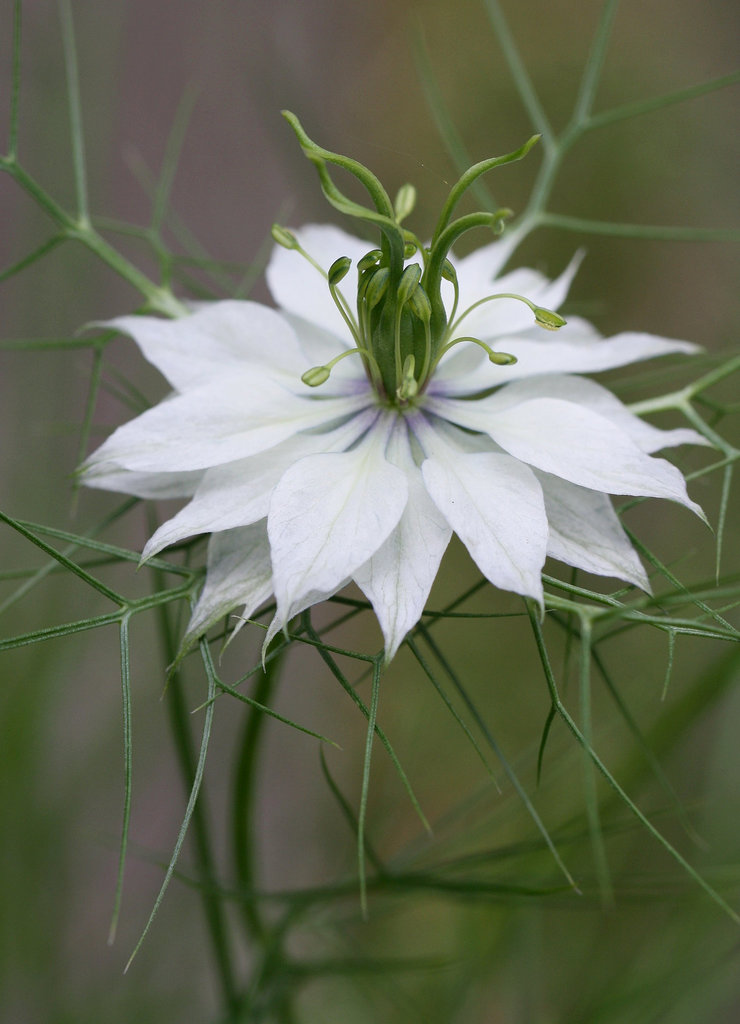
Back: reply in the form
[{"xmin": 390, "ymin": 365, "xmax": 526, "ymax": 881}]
[
  {"xmin": 396, "ymin": 354, "xmax": 419, "ymax": 402},
  {"xmin": 394, "ymin": 183, "xmax": 416, "ymax": 223},
  {"xmin": 301, "ymin": 345, "xmax": 382, "ymax": 388},
  {"xmin": 533, "ymin": 307, "xmax": 567, "ymax": 330},
  {"xmin": 394, "ymin": 264, "xmax": 423, "ymax": 384},
  {"xmin": 450, "ymin": 291, "xmax": 567, "ymax": 335},
  {"xmin": 431, "ymin": 335, "xmax": 517, "ymax": 373}
]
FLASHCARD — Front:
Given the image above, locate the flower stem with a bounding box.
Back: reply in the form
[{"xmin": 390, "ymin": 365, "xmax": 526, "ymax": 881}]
[
  {"xmin": 154, "ymin": 594, "xmax": 239, "ymax": 1018},
  {"xmin": 231, "ymin": 652, "xmax": 282, "ymax": 944}
]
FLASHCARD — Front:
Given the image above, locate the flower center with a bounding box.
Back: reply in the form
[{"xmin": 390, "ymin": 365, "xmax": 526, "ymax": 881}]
[{"xmin": 274, "ymin": 113, "xmax": 567, "ymax": 409}]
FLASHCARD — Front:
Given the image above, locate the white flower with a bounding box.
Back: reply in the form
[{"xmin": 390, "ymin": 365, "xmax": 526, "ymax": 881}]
[{"xmin": 81, "ymin": 222, "xmax": 706, "ymax": 662}]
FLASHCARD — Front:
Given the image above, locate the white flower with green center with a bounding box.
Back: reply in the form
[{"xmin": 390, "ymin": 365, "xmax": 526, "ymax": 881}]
[{"xmin": 81, "ymin": 115, "xmax": 706, "ymax": 662}]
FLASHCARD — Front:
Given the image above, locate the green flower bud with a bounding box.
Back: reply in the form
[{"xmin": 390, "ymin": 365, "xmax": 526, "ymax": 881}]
[
  {"xmin": 396, "ymin": 354, "xmax": 418, "ymax": 401},
  {"xmin": 488, "ymin": 350, "xmax": 517, "ymax": 365},
  {"xmin": 357, "ymin": 250, "xmax": 383, "ymax": 273},
  {"xmin": 533, "ymin": 307, "xmax": 567, "ymax": 331},
  {"xmin": 365, "ymin": 267, "xmax": 390, "ymax": 310},
  {"xmin": 271, "ymin": 224, "xmax": 298, "ymax": 249},
  {"xmin": 328, "ymin": 256, "xmax": 352, "ymax": 286},
  {"xmin": 301, "ymin": 365, "xmax": 331, "ymax": 387},
  {"xmin": 394, "ymin": 183, "xmax": 417, "ymax": 222},
  {"xmin": 397, "ymin": 264, "xmax": 422, "ymax": 305},
  {"xmin": 408, "ymin": 284, "xmax": 432, "ymax": 324},
  {"xmin": 440, "ymin": 258, "xmax": 457, "ymax": 284}
]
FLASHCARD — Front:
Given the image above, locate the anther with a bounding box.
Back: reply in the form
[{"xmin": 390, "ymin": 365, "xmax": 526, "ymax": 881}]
[
  {"xmin": 533, "ymin": 307, "xmax": 567, "ymax": 331},
  {"xmin": 328, "ymin": 256, "xmax": 352, "ymax": 286},
  {"xmin": 270, "ymin": 224, "xmax": 299, "ymax": 250},
  {"xmin": 394, "ymin": 184, "xmax": 417, "ymax": 223}
]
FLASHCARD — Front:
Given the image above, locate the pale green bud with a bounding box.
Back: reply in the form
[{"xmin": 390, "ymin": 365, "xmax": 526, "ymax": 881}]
[
  {"xmin": 365, "ymin": 267, "xmax": 390, "ymax": 310},
  {"xmin": 301, "ymin": 365, "xmax": 331, "ymax": 387},
  {"xmin": 357, "ymin": 249, "xmax": 383, "ymax": 273},
  {"xmin": 488, "ymin": 350, "xmax": 517, "ymax": 365},
  {"xmin": 397, "ymin": 264, "xmax": 422, "ymax": 305},
  {"xmin": 533, "ymin": 307, "xmax": 567, "ymax": 331},
  {"xmin": 408, "ymin": 284, "xmax": 432, "ymax": 323},
  {"xmin": 394, "ymin": 183, "xmax": 417, "ymax": 222},
  {"xmin": 271, "ymin": 224, "xmax": 298, "ymax": 249},
  {"xmin": 328, "ymin": 256, "xmax": 352, "ymax": 286},
  {"xmin": 397, "ymin": 354, "xmax": 418, "ymax": 401}
]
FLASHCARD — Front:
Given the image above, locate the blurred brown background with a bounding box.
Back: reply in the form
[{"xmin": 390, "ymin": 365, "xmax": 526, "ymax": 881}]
[{"xmin": 1, "ymin": 1, "xmax": 739, "ymax": 1022}]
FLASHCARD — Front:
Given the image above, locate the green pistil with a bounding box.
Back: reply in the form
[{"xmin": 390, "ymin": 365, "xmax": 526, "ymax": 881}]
[{"xmin": 280, "ymin": 114, "xmax": 566, "ymax": 407}]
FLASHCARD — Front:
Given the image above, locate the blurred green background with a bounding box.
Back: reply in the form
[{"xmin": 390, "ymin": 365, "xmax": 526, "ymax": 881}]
[{"xmin": 1, "ymin": 1, "xmax": 739, "ymax": 1021}]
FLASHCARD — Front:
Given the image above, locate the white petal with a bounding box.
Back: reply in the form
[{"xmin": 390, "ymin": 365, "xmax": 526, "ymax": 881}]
[
  {"xmin": 437, "ymin": 395, "xmax": 704, "ymax": 515},
  {"xmin": 141, "ymin": 409, "xmax": 379, "ymax": 560},
  {"xmin": 434, "ymin": 328, "xmax": 701, "ymax": 396},
  {"xmin": 82, "ymin": 375, "xmax": 370, "ymax": 474},
  {"xmin": 282, "ymin": 313, "xmax": 366, "ymax": 388},
  {"xmin": 267, "ymin": 224, "xmax": 370, "ymax": 340},
  {"xmin": 417, "ymin": 420, "xmax": 547, "ymax": 606},
  {"xmin": 536, "ymin": 471, "xmax": 650, "ymax": 591},
  {"xmin": 101, "ymin": 302, "xmax": 307, "ymax": 392},
  {"xmin": 447, "ymin": 227, "xmax": 527, "ymax": 284},
  {"xmin": 82, "ymin": 466, "xmax": 203, "ymax": 499},
  {"xmin": 447, "ymin": 374, "xmax": 708, "ymax": 453},
  {"xmin": 268, "ymin": 416, "xmax": 409, "ymax": 630},
  {"xmin": 262, "ymin": 573, "xmax": 353, "ymax": 655},
  {"xmin": 354, "ymin": 422, "xmax": 451, "ymax": 661},
  {"xmin": 184, "ymin": 524, "xmax": 274, "ymax": 644}
]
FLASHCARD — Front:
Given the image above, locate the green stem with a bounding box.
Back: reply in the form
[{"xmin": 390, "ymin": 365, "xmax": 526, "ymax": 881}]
[
  {"xmin": 232, "ymin": 650, "xmax": 283, "ymax": 944},
  {"xmin": 156, "ymin": 596, "xmax": 239, "ymax": 1018},
  {"xmin": 0, "ymin": 159, "xmax": 185, "ymax": 316}
]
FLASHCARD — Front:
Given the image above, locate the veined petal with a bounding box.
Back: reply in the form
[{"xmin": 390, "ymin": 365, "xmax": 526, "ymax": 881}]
[
  {"xmin": 435, "ymin": 395, "xmax": 704, "ymax": 515},
  {"xmin": 354, "ymin": 421, "xmax": 452, "ymax": 662},
  {"xmin": 82, "ymin": 466, "xmax": 204, "ymax": 499},
  {"xmin": 184, "ymin": 524, "xmax": 273, "ymax": 645},
  {"xmin": 262, "ymin": 574, "xmax": 353, "ymax": 656},
  {"xmin": 434, "ymin": 328, "xmax": 701, "ymax": 396},
  {"xmin": 102, "ymin": 302, "xmax": 307, "ymax": 392},
  {"xmin": 267, "ymin": 224, "xmax": 370, "ymax": 340},
  {"xmin": 444, "ymin": 374, "xmax": 708, "ymax": 453},
  {"xmin": 141, "ymin": 409, "xmax": 379, "ymax": 560},
  {"xmin": 82, "ymin": 376, "xmax": 370, "ymax": 474},
  {"xmin": 268, "ymin": 415, "xmax": 409, "ymax": 630},
  {"xmin": 416, "ymin": 418, "xmax": 547, "ymax": 606},
  {"xmin": 536, "ymin": 471, "xmax": 650, "ymax": 591}
]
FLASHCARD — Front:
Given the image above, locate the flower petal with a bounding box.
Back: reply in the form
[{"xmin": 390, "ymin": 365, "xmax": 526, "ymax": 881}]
[
  {"xmin": 102, "ymin": 302, "xmax": 307, "ymax": 392},
  {"xmin": 267, "ymin": 224, "xmax": 370, "ymax": 341},
  {"xmin": 434, "ymin": 328, "xmax": 701, "ymax": 396},
  {"xmin": 281, "ymin": 313, "xmax": 366, "ymax": 388},
  {"xmin": 416, "ymin": 418, "xmax": 547, "ymax": 606},
  {"xmin": 141, "ymin": 409, "xmax": 379, "ymax": 560},
  {"xmin": 441, "ymin": 373, "xmax": 708, "ymax": 453},
  {"xmin": 354, "ymin": 422, "xmax": 452, "ymax": 662},
  {"xmin": 82, "ymin": 375, "xmax": 370, "ymax": 474},
  {"xmin": 436, "ymin": 395, "xmax": 704, "ymax": 515},
  {"xmin": 268, "ymin": 416, "xmax": 409, "ymax": 630},
  {"xmin": 536, "ymin": 471, "xmax": 650, "ymax": 590},
  {"xmin": 81, "ymin": 466, "xmax": 204, "ymax": 499},
  {"xmin": 184, "ymin": 524, "xmax": 274, "ymax": 644}
]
